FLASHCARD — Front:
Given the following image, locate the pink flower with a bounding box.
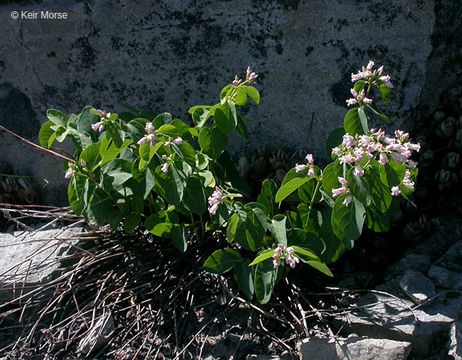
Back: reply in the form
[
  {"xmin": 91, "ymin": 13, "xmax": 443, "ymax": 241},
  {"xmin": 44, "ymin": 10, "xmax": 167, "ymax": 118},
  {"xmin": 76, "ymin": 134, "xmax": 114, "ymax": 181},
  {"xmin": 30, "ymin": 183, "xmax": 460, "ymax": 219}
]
[
  {"xmin": 209, "ymin": 203, "xmax": 219, "ymax": 215},
  {"xmin": 295, "ymin": 164, "xmax": 307, "ymax": 173},
  {"xmin": 343, "ymin": 195, "xmax": 352, "ymax": 207},
  {"xmin": 137, "ymin": 136, "xmax": 147, "ymax": 145},
  {"xmin": 147, "ymin": 134, "xmax": 156, "ymax": 146},
  {"xmin": 351, "ymin": 71, "xmax": 365, "ymax": 82},
  {"xmin": 391, "ymin": 186, "xmax": 400, "ymax": 196},
  {"xmin": 391, "ymin": 152, "xmax": 408, "ymax": 163},
  {"xmin": 377, "ymin": 66, "xmax": 384, "ymax": 75},
  {"xmin": 402, "ymin": 169, "xmax": 415, "ymax": 190},
  {"xmin": 379, "ymin": 75, "xmax": 393, "ymax": 88},
  {"xmin": 346, "ymin": 98, "xmax": 357, "ymax": 106},
  {"xmin": 97, "ymin": 109, "xmax": 105, "ymax": 117},
  {"xmin": 405, "ymin": 142, "xmax": 421, "ymax": 152},
  {"xmin": 338, "ymin": 177, "xmax": 348, "ymax": 186},
  {"xmin": 367, "ymin": 60, "xmax": 375, "ymax": 70},
  {"xmin": 332, "ymin": 147, "xmax": 342, "ymax": 155},
  {"xmin": 354, "ymin": 165, "xmax": 364, "ymax": 177},
  {"xmin": 379, "ymin": 153, "xmax": 389, "ymax": 165},
  {"xmin": 161, "ymin": 163, "xmax": 169, "ymax": 173},
  {"xmin": 332, "ymin": 187, "xmax": 347, "ymax": 197},
  {"xmin": 173, "ymin": 137, "xmax": 183, "ymax": 145},
  {"xmin": 342, "ymin": 134, "xmax": 355, "ymax": 149},
  {"xmin": 208, "ymin": 187, "xmax": 225, "ymax": 215},
  {"xmin": 307, "ymin": 167, "xmax": 315, "ymax": 177},
  {"xmin": 339, "ymin": 154, "xmax": 355, "ymax": 164},
  {"xmin": 91, "ymin": 121, "xmax": 105, "ymax": 132},
  {"xmin": 64, "ymin": 169, "xmax": 74, "ymax": 179},
  {"xmin": 145, "ymin": 122, "xmax": 155, "ymax": 133},
  {"xmin": 165, "ymin": 140, "xmax": 171, "ymax": 147},
  {"xmin": 273, "ymin": 257, "xmax": 281, "ymax": 268},
  {"xmin": 233, "ymin": 75, "xmax": 241, "ymax": 86},
  {"xmin": 363, "ymin": 97, "xmax": 373, "ymax": 105},
  {"xmin": 305, "ymin": 154, "xmax": 314, "ymax": 164}
]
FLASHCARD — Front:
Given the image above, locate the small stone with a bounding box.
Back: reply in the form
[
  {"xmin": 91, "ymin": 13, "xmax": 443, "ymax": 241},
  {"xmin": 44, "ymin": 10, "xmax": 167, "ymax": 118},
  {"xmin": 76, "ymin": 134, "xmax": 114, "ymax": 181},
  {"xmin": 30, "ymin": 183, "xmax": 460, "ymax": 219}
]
[
  {"xmin": 399, "ymin": 270, "xmax": 436, "ymax": 305},
  {"xmin": 299, "ymin": 336, "xmax": 412, "ymax": 360}
]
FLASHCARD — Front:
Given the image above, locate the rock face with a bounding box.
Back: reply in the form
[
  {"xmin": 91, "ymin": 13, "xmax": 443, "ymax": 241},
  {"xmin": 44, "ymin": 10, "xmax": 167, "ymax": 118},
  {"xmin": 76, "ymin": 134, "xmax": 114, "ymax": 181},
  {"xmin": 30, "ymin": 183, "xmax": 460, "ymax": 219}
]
[
  {"xmin": 1, "ymin": 0, "xmax": 459, "ymax": 204},
  {"xmin": 0, "ymin": 226, "xmax": 84, "ymax": 302},
  {"xmin": 299, "ymin": 336, "xmax": 412, "ymax": 360},
  {"xmin": 398, "ymin": 269, "xmax": 436, "ymax": 305}
]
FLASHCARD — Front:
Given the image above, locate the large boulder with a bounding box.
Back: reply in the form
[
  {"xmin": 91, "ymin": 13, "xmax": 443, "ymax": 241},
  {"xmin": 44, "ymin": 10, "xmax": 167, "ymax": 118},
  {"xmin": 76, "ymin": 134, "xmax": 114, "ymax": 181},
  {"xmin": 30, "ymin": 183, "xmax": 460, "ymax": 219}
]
[{"xmin": 1, "ymin": 0, "xmax": 459, "ymax": 204}]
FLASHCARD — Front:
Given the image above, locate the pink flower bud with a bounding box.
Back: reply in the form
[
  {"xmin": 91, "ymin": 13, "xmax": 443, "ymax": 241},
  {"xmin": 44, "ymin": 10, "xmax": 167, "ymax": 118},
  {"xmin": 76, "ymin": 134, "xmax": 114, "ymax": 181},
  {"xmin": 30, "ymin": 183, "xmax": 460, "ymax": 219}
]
[
  {"xmin": 391, "ymin": 186, "xmax": 400, "ymax": 196},
  {"xmin": 346, "ymin": 98, "xmax": 358, "ymax": 106},
  {"xmin": 173, "ymin": 137, "xmax": 183, "ymax": 145},
  {"xmin": 80, "ymin": 159, "xmax": 86, "ymax": 167},
  {"xmin": 332, "ymin": 147, "xmax": 342, "ymax": 155},
  {"xmin": 343, "ymin": 195, "xmax": 352, "ymax": 207},
  {"xmin": 137, "ymin": 136, "xmax": 147, "ymax": 145},
  {"xmin": 363, "ymin": 97, "xmax": 373, "ymax": 105},
  {"xmin": 307, "ymin": 167, "xmax": 315, "ymax": 177},
  {"xmin": 305, "ymin": 154, "xmax": 314, "ymax": 164},
  {"xmin": 354, "ymin": 165, "xmax": 364, "ymax": 177},
  {"xmin": 208, "ymin": 203, "xmax": 219, "ymax": 215},
  {"xmin": 367, "ymin": 60, "xmax": 374, "ymax": 70},
  {"xmin": 332, "ymin": 187, "xmax": 347, "ymax": 197},
  {"xmin": 295, "ymin": 164, "xmax": 307, "ymax": 173},
  {"xmin": 246, "ymin": 66, "xmax": 252, "ymax": 78},
  {"xmin": 377, "ymin": 66, "xmax": 384, "ymax": 75},
  {"xmin": 379, "ymin": 153, "xmax": 389, "ymax": 165},
  {"xmin": 145, "ymin": 122, "xmax": 155, "ymax": 133},
  {"xmin": 161, "ymin": 163, "xmax": 169, "ymax": 173},
  {"xmin": 338, "ymin": 177, "xmax": 348, "ymax": 186}
]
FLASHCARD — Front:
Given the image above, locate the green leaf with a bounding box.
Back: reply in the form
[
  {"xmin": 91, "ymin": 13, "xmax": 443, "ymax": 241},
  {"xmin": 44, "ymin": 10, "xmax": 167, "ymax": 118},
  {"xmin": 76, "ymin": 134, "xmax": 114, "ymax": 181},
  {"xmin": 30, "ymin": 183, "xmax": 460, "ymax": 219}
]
[
  {"xmin": 46, "ymin": 109, "xmax": 67, "ymax": 126},
  {"xmin": 364, "ymin": 162, "xmax": 392, "ymax": 212},
  {"xmin": 78, "ymin": 106, "xmax": 99, "ymax": 132},
  {"xmin": 321, "ymin": 160, "xmax": 343, "ymax": 198},
  {"xmin": 39, "ymin": 121, "xmax": 56, "ymax": 148},
  {"xmin": 287, "ymin": 229, "xmax": 325, "ymax": 255},
  {"xmin": 298, "ymin": 177, "xmax": 319, "ymax": 204},
  {"xmin": 153, "ymin": 112, "xmax": 173, "ymax": 127},
  {"xmin": 172, "ymin": 225, "xmax": 188, "ymax": 252},
  {"xmin": 106, "ymin": 121, "xmax": 123, "ymax": 148},
  {"xmin": 220, "ymin": 84, "xmax": 233, "ymax": 99},
  {"xmin": 291, "ymin": 245, "xmax": 319, "ymax": 260},
  {"xmin": 270, "ymin": 214, "xmax": 287, "ymax": 247},
  {"xmin": 145, "ymin": 211, "xmax": 179, "ymax": 237},
  {"xmin": 366, "ymin": 206, "xmax": 390, "ymax": 232},
  {"xmin": 353, "ymin": 80, "xmax": 366, "ymax": 93},
  {"xmin": 152, "ymin": 165, "xmax": 183, "ymax": 206},
  {"xmin": 215, "ymin": 105, "xmax": 237, "ymax": 134},
  {"xmin": 172, "ymin": 141, "xmax": 196, "ymax": 167},
  {"xmin": 379, "ymin": 83, "xmax": 391, "ymax": 103},
  {"xmin": 319, "ymin": 207, "xmax": 344, "ymax": 263},
  {"xmin": 231, "ymin": 87, "xmax": 248, "ymax": 106},
  {"xmin": 157, "ymin": 124, "xmax": 181, "ymax": 138},
  {"xmin": 203, "ymin": 248, "xmax": 242, "ymax": 274},
  {"xmin": 227, "ymin": 213, "xmax": 251, "ymax": 250},
  {"xmin": 365, "ymin": 104, "xmax": 390, "ymax": 124},
  {"xmin": 331, "ymin": 196, "xmax": 366, "ymax": 249},
  {"xmin": 99, "ymin": 138, "xmax": 133, "ymax": 168},
  {"xmin": 358, "ymin": 107, "xmax": 369, "ymax": 134},
  {"xmin": 254, "ymin": 259, "xmax": 278, "ymax": 304},
  {"xmin": 80, "ymin": 143, "xmax": 101, "ymax": 171},
  {"xmin": 182, "ymin": 175, "xmax": 206, "ymax": 215},
  {"xmin": 257, "ymin": 179, "xmax": 279, "ymax": 217},
  {"xmin": 346, "ymin": 168, "xmax": 371, "ymax": 206},
  {"xmin": 102, "ymin": 158, "xmax": 133, "ymax": 187},
  {"xmin": 245, "ymin": 207, "xmax": 267, "ymax": 251},
  {"xmin": 198, "ymin": 127, "xmax": 228, "ymax": 159},
  {"xmin": 124, "ymin": 213, "xmax": 141, "ymax": 233},
  {"xmin": 243, "ymin": 85, "xmax": 260, "ymax": 104},
  {"xmin": 236, "ymin": 114, "xmax": 249, "ymax": 139},
  {"xmin": 379, "ymin": 159, "xmax": 405, "ymax": 188},
  {"xmin": 344, "ymin": 108, "xmax": 365, "ymax": 136},
  {"xmin": 326, "ymin": 127, "xmax": 345, "ymax": 157},
  {"xmin": 275, "ymin": 177, "xmax": 311, "ymax": 202},
  {"xmin": 249, "ymin": 249, "xmax": 275, "ymax": 266},
  {"xmin": 306, "ymin": 260, "xmax": 333, "ymax": 277},
  {"xmin": 234, "ymin": 258, "xmax": 254, "ymax": 300},
  {"xmin": 189, "ymin": 106, "xmax": 211, "ymax": 127}
]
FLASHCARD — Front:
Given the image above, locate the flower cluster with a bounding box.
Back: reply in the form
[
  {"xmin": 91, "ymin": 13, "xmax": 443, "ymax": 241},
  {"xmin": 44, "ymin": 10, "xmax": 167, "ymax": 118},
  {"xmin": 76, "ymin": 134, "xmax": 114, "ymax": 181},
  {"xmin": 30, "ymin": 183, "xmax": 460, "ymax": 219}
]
[
  {"xmin": 346, "ymin": 88, "xmax": 373, "ymax": 107},
  {"xmin": 391, "ymin": 169, "xmax": 415, "ymax": 196},
  {"xmin": 233, "ymin": 66, "xmax": 258, "ymax": 86},
  {"xmin": 91, "ymin": 109, "xmax": 111, "ymax": 132},
  {"xmin": 295, "ymin": 154, "xmax": 315, "ymax": 177},
  {"xmin": 332, "ymin": 177, "xmax": 352, "ymax": 206},
  {"xmin": 350, "ymin": 60, "xmax": 393, "ymax": 88},
  {"xmin": 272, "ymin": 244, "xmax": 299, "ymax": 269},
  {"xmin": 165, "ymin": 137, "xmax": 183, "ymax": 147},
  {"xmin": 332, "ymin": 129, "xmax": 420, "ymax": 173},
  {"xmin": 207, "ymin": 187, "xmax": 225, "ymax": 215},
  {"xmin": 64, "ymin": 162, "xmax": 76, "ymax": 179},
  {"xmin": 137, "ymin": 122, "xmax": 158, "ymax": 146}
]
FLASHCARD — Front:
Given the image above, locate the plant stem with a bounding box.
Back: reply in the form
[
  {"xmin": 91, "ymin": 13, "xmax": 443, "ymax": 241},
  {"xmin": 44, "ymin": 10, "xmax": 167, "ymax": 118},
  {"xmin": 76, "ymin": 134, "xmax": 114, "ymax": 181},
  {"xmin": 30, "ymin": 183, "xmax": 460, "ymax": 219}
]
[
  {"xmin": 305, "ymin": 178, "xmax": 322, "ymax": 229},
  {"xmin": 189, "ymin": 213, "xmax": 200, "ymax": 240},
  {"xmin": 0, "ymin": 124, "xmax": 76, "ymax": 163},
  {"xmin": 199, "ymin": 214, "xmax": 205, "ymax": 238}
]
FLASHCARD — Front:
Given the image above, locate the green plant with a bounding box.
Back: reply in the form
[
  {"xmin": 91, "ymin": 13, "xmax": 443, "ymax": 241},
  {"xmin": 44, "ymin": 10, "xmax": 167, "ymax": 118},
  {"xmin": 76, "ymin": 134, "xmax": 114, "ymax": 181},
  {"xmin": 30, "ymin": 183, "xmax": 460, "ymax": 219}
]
[
  {"xmin": 38, "ymin": 62, "xmax": 420, "ymax": 304},
  {"xmin": 202, "ymin": 61, "xmax": 420, "ymax": 303}
]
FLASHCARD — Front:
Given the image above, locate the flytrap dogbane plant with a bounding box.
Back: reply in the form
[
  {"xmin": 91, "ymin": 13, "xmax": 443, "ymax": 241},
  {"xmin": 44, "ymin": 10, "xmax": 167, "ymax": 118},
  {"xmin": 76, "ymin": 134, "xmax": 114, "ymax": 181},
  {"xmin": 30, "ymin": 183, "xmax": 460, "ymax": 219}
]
[
  {"xmin": 38, "ymin": 67, "xmax": 260, "ymax": 252},
  {"xmin": 203, "ymin": 61, "xmax": 420, "ymax": 304}
]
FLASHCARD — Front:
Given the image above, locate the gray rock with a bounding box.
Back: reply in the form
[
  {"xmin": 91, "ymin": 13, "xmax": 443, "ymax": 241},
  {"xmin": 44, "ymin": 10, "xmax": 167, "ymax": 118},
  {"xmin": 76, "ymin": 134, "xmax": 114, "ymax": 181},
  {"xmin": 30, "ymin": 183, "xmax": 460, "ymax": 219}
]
[
  {"xmin": 399, "ymin": 270, "xmax": 436, "ymax": 305},
  {"xmin": 435, "ymin": 241, "xmax": 462, "ymax": 273},
  {"xmin": 77, "ymin": 312, "xmax": 114, "ymax": 356},
  {"xmin": 449, "ymin": 320, "xmax": 462, "ymax": 360},
  {"xmin": 387, "ymin": 254, "xmax": 431, "ymax": 278},
  {"xmin": 334, "ymin": 292, "xmax": 455, "ymax": 357},
  {"xmin": 299, "ymin": 336, "xmax": 412, "ymax": 360},
  {"xmin": 428, "ymin": 265, "xmax": 462, "ymax": 290},
  {"xmin": 0, "ymin": 226, "xmax": 84, "ymax": 302},
  {"xmin": 0, "ymin": 0, "xmax": 447, "ymax": 204}
]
